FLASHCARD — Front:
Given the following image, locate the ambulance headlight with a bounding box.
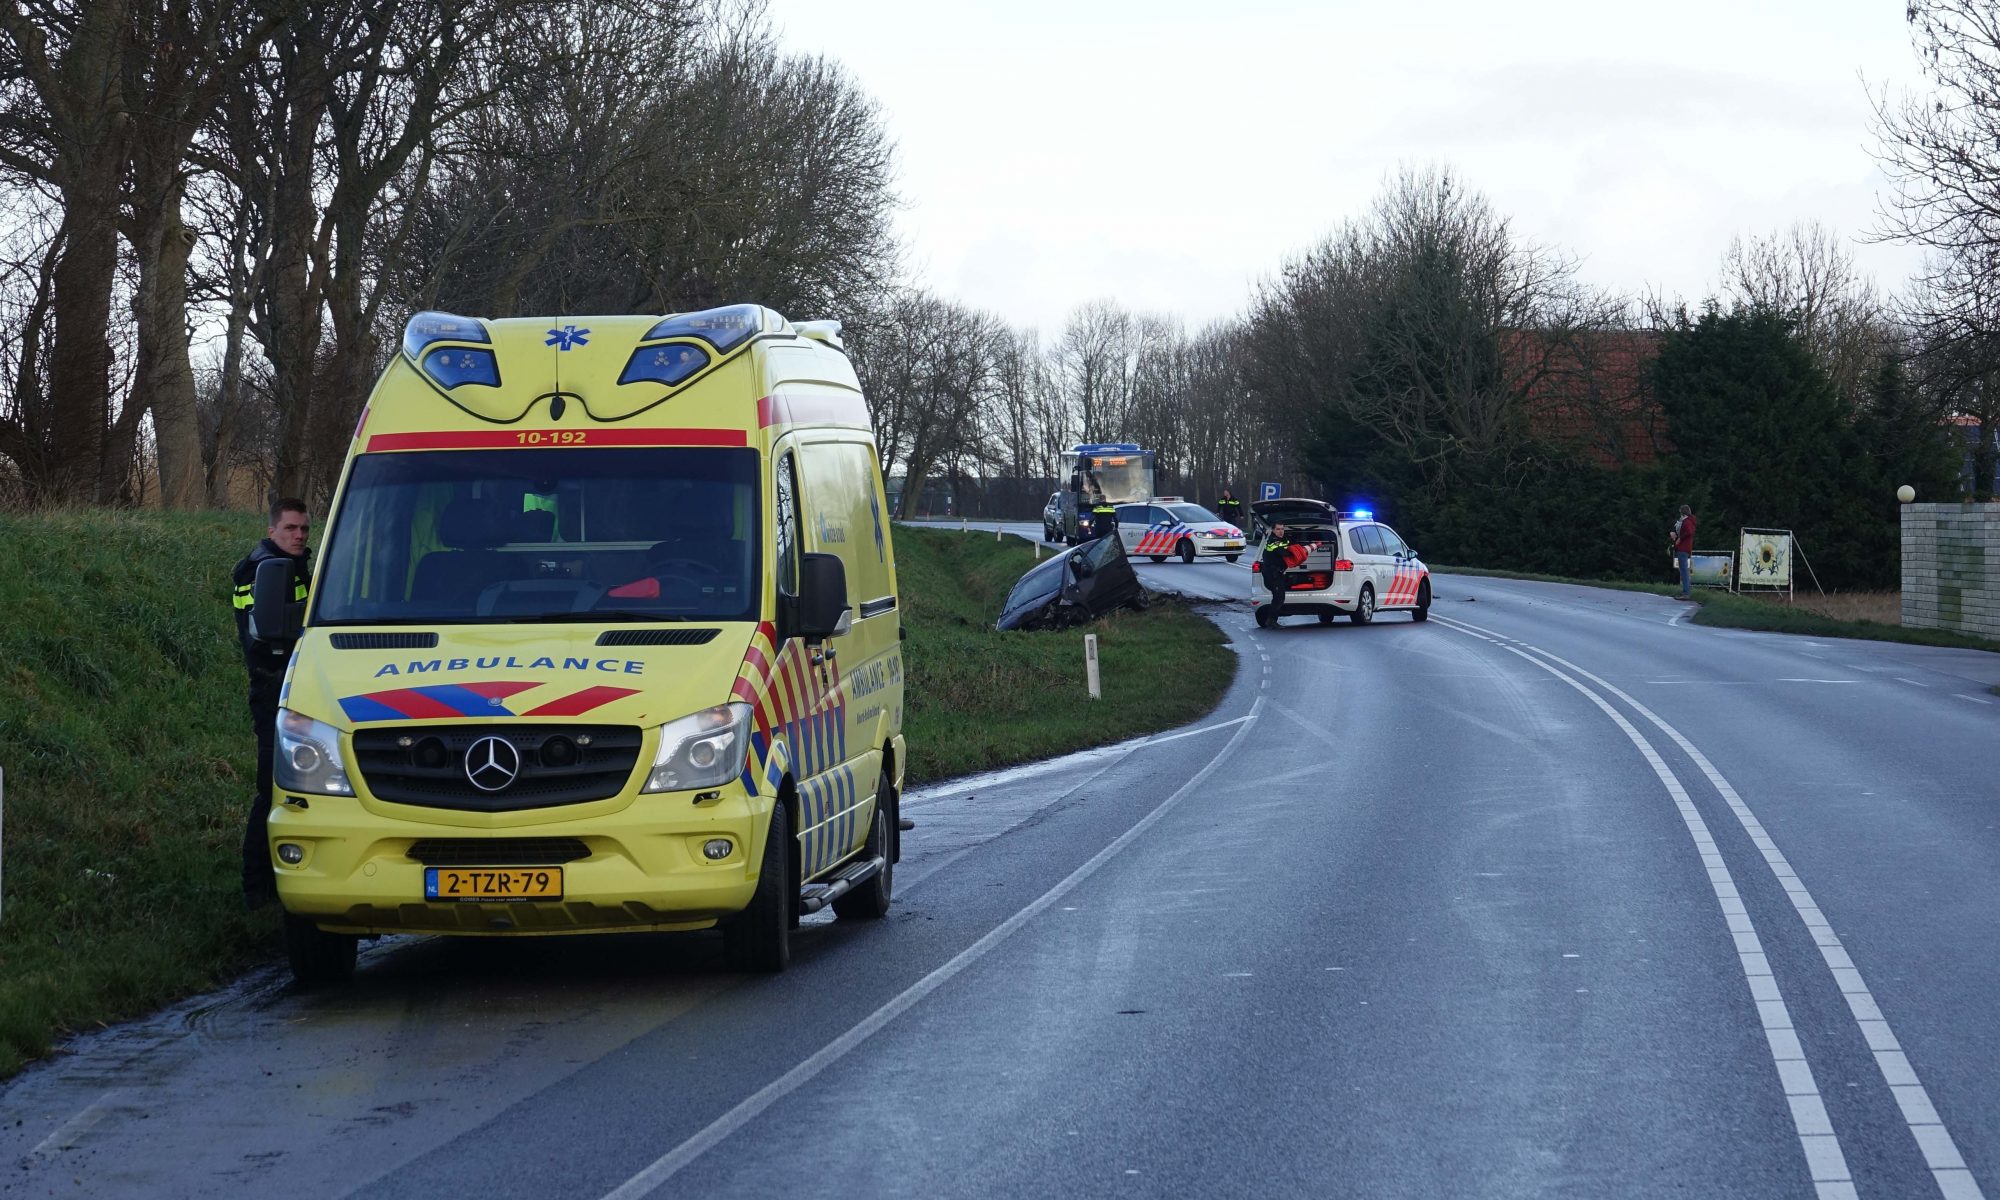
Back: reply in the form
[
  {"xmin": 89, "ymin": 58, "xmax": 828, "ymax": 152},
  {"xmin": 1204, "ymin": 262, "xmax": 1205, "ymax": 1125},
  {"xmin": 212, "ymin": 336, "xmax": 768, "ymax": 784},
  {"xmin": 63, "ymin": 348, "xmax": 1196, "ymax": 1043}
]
[
  {"xmin": 643, "ymin": 702, "xmax": 752, "ymax": 793},
  {"xmin": 273, "ymin": 709, "xmax": 355, "ymax": 796}
]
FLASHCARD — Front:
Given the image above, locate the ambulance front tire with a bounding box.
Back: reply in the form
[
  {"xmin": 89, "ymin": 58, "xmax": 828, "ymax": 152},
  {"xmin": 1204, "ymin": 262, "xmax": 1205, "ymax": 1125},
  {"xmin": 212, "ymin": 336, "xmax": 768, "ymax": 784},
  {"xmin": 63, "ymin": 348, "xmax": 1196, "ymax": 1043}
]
[
  {"xmin": 283, "ymin": 913, "xmax": 357, "ymax": 987},
  {"xmin": 1177, "ymin": 538, "xmax": 1195, "ymax": 563},
  {"xmin": 1224, "ymin": 554, "xmax": 1240, "ymax": 563},
  {"xmin": 1350, "ymin": 584, "xmax": 1375, "ymax": 624},
  {"xmin": 725, "ymin": 801, "xmax": 793, "ymax": 972},
  {"xmin": 1413, "ymin": 580, "xmax": 1431, "ymax": 622},
  {"xmin": 833, "ymin": 780, "xmax": 895, "ymax": 921}
]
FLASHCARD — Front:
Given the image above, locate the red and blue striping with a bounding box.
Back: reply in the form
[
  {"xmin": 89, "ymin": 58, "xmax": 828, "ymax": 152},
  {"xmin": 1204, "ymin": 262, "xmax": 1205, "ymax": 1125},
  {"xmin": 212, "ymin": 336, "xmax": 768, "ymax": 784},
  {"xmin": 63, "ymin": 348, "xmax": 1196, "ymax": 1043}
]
[{"xmin": 337, "ymin": 680, "xmax": 637, "ymax": 723}]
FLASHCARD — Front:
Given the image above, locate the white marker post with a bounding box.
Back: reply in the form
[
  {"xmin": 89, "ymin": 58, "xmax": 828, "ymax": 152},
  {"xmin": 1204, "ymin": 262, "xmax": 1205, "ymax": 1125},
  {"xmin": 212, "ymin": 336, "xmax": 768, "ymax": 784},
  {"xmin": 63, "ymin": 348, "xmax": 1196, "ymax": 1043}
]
[
  {"xmin": 1084, "ymin": 634, "xmax": 1101, "ymax": 700},
  {"xmin": 996, "ymin": 523, "xmax": 1002, "ymax": 541}
]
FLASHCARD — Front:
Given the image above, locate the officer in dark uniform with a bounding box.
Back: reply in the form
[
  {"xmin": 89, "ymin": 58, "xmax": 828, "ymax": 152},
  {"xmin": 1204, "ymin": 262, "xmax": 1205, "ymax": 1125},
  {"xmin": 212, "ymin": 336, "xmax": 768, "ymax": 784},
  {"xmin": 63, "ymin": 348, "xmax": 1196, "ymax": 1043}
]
[
  {"xmin": 1090, "ymin": 491, "xmax": 1119, "ymax": 541},
  {"xmin": 231, "ymin": 498, "xmax": 312, "ymax": 907},
  {"xmin": 1258, "ymin": 521, "xmax": 1312, "ymax": 627},
  {"xmin": 1214, "ymin": 489, "xmax": 1244, "ymax": 531}
]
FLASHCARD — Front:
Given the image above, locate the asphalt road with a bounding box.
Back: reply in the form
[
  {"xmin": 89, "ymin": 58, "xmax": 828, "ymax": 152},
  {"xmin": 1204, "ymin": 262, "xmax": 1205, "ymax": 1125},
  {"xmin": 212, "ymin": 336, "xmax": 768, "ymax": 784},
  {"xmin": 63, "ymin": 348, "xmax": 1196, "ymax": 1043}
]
[{"xmin": 4, "ymin": 527, "xmax": 1997, "ymax": 1199}]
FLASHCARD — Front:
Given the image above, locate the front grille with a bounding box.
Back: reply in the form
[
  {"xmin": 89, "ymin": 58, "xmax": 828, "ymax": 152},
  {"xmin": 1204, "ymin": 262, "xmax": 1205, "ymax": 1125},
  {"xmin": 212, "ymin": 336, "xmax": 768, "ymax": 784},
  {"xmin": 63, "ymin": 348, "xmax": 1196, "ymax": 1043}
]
[
  {"xmin": 596, "ymin": 628, "xmax": 719, "ymax": 646},
  {"xmin": 351, "ymin": 723, "xmax": 643, "ymax": 811},
  {"xmin": 330, "ymin": 632, "xmax": 439, "ymax": 649},
  {"xmin": 407, "ymin": 837, "xmax": 591, "ymax": 866}
]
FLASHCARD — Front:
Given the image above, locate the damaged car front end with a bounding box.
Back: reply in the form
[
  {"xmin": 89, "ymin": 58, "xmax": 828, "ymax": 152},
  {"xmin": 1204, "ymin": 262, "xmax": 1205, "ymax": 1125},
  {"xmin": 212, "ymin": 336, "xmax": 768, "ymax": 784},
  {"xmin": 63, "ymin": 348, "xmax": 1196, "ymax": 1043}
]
[{"xmin": 995, "ymin": 535, "xmax": 1142, "ymax": 631}]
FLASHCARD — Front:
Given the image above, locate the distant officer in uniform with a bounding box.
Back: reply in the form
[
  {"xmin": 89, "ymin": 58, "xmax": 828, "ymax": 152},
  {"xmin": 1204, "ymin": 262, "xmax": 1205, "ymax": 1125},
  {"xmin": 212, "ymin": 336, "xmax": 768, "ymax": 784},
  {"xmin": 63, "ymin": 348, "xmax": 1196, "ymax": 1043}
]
[
  {"xmin": 1258, "ymin": 522, "xmax": 1313, "ymax": 627},
  {"xmin": 231, "ymin": 498, "xmax": 312, "ymax": 907},
  {"xmin": 1089, "ymin": 487, "xmax": 1119, "ymax": 541},
  {"xmin": 1214, "ymin": 488, "xmax": 1245, "ymax": 531}
]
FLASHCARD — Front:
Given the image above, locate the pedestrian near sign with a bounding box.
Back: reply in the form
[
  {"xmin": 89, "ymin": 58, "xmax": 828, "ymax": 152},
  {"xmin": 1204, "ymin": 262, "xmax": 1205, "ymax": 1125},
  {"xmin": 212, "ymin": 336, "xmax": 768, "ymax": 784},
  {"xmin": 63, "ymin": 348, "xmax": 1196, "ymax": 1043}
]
[{"xmin": 1258, "ymin": 482, "xmax": 1281, "ymax": 501}]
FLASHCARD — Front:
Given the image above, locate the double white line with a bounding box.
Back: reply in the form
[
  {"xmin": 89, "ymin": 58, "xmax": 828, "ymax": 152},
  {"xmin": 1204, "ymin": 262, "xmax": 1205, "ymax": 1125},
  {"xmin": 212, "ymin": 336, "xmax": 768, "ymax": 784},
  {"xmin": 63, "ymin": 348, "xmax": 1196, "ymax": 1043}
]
[{"xmin": 1433, "ymin": 613, "xmax": 1982, "ymax": 1200}]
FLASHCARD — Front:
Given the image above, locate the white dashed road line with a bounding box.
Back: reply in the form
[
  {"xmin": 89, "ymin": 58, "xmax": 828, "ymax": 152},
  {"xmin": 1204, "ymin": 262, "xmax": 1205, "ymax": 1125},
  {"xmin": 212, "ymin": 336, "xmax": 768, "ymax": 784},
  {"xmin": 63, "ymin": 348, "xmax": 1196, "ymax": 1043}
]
[
  {"xmin": 596, "ymin": 698, "xmax": 1266, "ymax": 1200},
  {"xmin": 1438, "ymin": 614, "xmax": 1986, "ymax": 1200},
  {"xmin": 1432, "ymin": 615, "xmax": 1859, "ymax": 1199}
]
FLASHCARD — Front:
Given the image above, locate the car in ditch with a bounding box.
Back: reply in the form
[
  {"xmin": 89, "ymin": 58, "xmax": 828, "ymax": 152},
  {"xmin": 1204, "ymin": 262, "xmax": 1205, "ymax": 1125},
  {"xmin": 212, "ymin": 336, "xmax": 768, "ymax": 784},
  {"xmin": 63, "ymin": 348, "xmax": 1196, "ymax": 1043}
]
[{"xmin": 995, "ymin": 535, "xmax": 1142, "ymax": 630}]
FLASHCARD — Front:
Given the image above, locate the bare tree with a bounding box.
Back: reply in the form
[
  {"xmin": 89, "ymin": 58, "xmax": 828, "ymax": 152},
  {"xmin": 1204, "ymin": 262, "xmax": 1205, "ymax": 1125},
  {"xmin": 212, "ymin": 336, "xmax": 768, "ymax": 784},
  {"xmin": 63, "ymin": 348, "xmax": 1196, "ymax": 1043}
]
[
  {"xmin": 1247, "ymin": 166, "xmax": 1612, "ymax": 493},
  {"xmin": 1870, "ymin": 1, "xmax": 2000, "ymax": 499},
  {"xmin": 0, "ymin": 0, "xmax": 133, "ymax": 502},
  {"xmin": 1719, "ymin": 221, "xmax": 1886, "ymax": 407}
]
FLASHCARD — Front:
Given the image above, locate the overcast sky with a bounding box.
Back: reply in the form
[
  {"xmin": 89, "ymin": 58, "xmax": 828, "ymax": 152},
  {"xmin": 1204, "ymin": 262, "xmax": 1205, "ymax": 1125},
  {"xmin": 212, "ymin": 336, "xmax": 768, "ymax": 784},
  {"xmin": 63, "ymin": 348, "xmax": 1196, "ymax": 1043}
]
[{"xmin": 762, "ymin": 0, "xmax": 1932, "ymax": 334}]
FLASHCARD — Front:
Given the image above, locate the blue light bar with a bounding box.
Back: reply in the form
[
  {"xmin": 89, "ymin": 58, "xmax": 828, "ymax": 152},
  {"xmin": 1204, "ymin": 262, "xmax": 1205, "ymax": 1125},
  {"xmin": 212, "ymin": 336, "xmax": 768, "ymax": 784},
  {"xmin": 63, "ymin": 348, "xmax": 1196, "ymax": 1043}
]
[
  {"xmin": 420, "ymin": 346, "xmax": 500, "ymax": 389},
  {"xmin": 1351, "ymin": 508, "xmax": 1373, "ymax": 520},
  {"xmin": 641, "ymin": 304, "xmax": 765, "ymax": 353},
  {"xmin": 1072, "ymin": 443, "xmax": 1141, "ymax": 454},
  {"xmin": 402, "ymin": 311, "xmax": 490, "ymax": 361},
  {"xmin": 618, "ymin": 342, "xmax": 712, "ymax": 387}
]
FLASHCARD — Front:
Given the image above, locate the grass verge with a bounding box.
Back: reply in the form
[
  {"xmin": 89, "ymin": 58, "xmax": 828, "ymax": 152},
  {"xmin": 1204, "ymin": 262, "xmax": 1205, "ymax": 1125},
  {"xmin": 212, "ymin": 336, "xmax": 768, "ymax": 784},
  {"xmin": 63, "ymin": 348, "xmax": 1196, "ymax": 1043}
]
[
  {"xmin": 0, "ymin": 513, "xmax": 1232, "ymax": 1077},
  {"xmin": 897, "ymin": 527, "xmax": 1233, "ymax": 783},
  {"xmin": 0, "ymin": 509, "xmax": 275, "ymax": 1080},
  {"xmin": 1434, "ymin": 563, "xmax": 1999, "ymax": 653}
]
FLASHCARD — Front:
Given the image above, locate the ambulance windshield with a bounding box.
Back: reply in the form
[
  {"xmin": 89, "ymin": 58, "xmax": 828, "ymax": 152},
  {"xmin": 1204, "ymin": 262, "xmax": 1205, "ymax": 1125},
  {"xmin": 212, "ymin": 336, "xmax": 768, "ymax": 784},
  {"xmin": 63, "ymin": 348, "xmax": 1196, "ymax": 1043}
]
[{"xmin": 315, "ymin": 447, "xmax": 761, "ymax": 624}]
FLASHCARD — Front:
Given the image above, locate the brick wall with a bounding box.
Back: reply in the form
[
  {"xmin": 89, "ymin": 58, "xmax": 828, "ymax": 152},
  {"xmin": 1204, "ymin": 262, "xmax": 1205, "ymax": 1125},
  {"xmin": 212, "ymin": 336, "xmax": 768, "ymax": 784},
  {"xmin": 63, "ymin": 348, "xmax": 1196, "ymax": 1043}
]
[{"xmin": 1901, "ymin": 503, "xmax": 2000, "ymax": 642}]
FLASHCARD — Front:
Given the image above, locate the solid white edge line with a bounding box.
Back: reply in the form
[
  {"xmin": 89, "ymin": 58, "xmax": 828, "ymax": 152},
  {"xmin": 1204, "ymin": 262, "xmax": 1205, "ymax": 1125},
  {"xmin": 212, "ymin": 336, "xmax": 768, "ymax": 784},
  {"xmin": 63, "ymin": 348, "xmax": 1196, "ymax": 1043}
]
[
  {"xmin": 1439, "ymin": 613, "xmax": 1986, "ymax": 1200},
  {"xmin": 1430, "ymin": 616, "xmax": 1856, "ymax": 1195},
  {"xmin": 596, "ymin": 697, "xmax": 1266, "ymax": 1200}
]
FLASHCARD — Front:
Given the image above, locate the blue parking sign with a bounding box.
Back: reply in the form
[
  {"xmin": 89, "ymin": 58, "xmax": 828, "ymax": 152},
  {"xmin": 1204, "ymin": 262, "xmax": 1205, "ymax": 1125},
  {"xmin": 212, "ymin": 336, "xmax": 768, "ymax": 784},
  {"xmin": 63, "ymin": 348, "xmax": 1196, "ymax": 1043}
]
[{"xmin": 1258, "ymin": 482, "xmax": 1281, "ymax": 501}]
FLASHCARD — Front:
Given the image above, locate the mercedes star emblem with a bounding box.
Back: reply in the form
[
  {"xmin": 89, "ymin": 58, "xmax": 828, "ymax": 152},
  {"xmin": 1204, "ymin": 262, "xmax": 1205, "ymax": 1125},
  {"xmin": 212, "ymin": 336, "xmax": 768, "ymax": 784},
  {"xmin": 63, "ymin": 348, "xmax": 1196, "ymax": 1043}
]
[{"xmin": 464, "ymin": 735, "xmax": 522, "ymax": 792}]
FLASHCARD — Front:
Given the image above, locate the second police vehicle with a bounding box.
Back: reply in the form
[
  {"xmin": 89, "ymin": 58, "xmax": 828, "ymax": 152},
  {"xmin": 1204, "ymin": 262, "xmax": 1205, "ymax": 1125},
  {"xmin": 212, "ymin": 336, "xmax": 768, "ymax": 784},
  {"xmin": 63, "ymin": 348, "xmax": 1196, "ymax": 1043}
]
[{"xmin": 1114, "ymin": 497, "xmax": 1247, "ymax": 563}]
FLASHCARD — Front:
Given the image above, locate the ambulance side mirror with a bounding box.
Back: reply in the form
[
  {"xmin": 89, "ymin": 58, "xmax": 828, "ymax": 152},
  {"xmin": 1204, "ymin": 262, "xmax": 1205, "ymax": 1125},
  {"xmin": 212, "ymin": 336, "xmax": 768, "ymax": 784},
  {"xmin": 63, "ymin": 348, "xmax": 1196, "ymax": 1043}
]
[
  {"xmin": 795, "ymin": 552, "xmax": 850, "ymax": 641},
  {"xmin": 249, "ymin": 557, "xmax": 304, "ymax": 644}
]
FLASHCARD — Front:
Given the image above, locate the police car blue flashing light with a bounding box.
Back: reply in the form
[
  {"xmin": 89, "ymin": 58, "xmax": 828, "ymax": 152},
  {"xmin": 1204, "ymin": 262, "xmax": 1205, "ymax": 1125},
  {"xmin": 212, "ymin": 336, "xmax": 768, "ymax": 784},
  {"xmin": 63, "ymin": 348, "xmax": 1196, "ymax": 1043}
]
[
  {"xmin": 642, "ymin": 304, "xmax": 767, "ymax": 352},
  {"xmin": 402, "ymin": 311, "xmax": 491, "ymax": 361},
  {"xmin": 1351, "ymin": 508, "xmax": 1373, "ymax": 520},
  {"xmin": 619, "ymin": 342, "xmax": 713, "ymax": 387}
]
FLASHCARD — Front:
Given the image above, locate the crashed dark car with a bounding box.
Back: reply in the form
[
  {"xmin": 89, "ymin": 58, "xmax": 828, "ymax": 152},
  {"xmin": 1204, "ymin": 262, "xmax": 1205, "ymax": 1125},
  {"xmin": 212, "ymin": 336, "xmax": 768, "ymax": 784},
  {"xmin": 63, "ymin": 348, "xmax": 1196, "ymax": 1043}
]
[{"xmin": 995, "ymin": 535, "xmax": 1142, "ymax": 630}]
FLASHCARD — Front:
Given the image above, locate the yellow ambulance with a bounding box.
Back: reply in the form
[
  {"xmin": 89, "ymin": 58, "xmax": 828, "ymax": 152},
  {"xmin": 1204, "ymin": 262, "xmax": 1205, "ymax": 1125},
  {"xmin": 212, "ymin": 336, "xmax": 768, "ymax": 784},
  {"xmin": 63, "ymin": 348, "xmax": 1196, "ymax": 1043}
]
[{"xmin": 253, "ymin": 304, "xmax": 904, "ymax": 983}]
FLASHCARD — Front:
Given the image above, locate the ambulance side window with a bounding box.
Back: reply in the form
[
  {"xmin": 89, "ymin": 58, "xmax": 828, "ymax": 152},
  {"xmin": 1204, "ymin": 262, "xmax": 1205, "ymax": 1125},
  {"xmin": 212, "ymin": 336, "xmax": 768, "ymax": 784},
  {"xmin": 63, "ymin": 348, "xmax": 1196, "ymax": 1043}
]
[{"xmin": 775, "ymin": 451, "xmax": 801, "ymax": 597}]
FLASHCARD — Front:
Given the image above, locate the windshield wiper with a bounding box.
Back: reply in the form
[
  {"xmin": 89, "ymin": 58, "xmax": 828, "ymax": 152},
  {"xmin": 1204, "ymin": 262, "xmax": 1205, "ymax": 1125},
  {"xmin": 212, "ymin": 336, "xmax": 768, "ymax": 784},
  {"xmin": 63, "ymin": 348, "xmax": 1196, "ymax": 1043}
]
[{"xmin": 504, "ymin": 610, "xmax": 702, "ymax": 623}]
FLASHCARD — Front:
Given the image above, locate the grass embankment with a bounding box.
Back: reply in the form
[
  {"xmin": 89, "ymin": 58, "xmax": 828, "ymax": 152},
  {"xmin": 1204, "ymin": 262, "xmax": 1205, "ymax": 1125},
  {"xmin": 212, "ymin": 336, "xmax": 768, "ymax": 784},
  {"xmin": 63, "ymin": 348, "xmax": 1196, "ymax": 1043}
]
[
  {"xmin": 0, "ymin": 509, "xmax": 274, "ymax": 1078},
  {"xmin": 0, "ymin": 512, "xmax": 1234, "ymax": 1077},
  {"xmin": 898, "ymin": 527, "xmax": 1234, "ymax": 784},
  {"xmin": 1435, "ymin": 564, "xmax": 2000, "ymax": 654}
]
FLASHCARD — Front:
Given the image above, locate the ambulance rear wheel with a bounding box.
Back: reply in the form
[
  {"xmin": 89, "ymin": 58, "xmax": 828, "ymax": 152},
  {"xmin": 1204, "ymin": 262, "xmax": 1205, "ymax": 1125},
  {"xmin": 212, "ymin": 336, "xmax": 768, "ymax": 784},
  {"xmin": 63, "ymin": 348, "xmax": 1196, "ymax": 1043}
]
[
  {"xmin": 1351, "ymin": 584, "xmax": 1375, "ymax": 624},
  {"xmin": 283, "ymin": 914, "xmax": 357, "ymax": 987},
  {"xmin": 833, "ymin": 781, "xmax": 895, "ymax": 921},
  {"xmin": 725, "ymin": 802, "xmax": 792, "ymax": 972},
  {"xmin": 1413, "ymin": 580, "xmax": 1431, "ymax": 622},
  {"xmin": 1147, "ymin": 554, "xmax": 1165, "ymax": 563},
  {"xmin": 1224, "ymin": 554, "xmax": 1240, "ymax": 563},
  {"xmin": 1177, "ymin": 538, "xmax": 1195, "ymax": 563},
  {"xmin": 1318, "ymin": 611, "xmax": 1334, "ymax": 625}
]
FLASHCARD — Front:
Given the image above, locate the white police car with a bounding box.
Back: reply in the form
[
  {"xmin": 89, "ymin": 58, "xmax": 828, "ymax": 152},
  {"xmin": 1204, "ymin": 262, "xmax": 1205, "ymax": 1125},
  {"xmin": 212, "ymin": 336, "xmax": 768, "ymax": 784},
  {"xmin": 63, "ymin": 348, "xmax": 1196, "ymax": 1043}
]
[
  {"xmin": 1115, "ymin": 498, "xmax": 1248, "ymax": 562},
  {"xmin": 1248, "ymin": 498, "xmax": 1431, "ymax": 627}
]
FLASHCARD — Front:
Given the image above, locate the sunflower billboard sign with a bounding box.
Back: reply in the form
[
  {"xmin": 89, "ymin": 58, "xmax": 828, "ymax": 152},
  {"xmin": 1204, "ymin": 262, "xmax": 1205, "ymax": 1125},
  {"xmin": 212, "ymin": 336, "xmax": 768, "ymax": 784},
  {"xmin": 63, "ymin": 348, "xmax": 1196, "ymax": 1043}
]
[{"xmin": 1738, "ymin": 528, "xmax": 1793, "ymax": 592}]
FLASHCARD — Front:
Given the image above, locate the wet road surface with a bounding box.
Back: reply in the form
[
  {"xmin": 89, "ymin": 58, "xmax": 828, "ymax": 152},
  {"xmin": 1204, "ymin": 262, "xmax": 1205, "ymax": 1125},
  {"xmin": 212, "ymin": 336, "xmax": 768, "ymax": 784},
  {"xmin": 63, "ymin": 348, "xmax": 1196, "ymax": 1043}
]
[{"xmin": 4, "ymin": 528, "xmax": 1997, "ymax": 1199}]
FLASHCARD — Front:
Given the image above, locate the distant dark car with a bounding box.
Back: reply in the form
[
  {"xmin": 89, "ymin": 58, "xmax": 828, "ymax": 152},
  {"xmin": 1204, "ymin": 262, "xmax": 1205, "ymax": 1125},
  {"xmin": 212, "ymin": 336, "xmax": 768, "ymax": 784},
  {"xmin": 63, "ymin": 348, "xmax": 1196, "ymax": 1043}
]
[{"xmin": 996, "ymin": 535, "xmax": 1142, "ymax": 630}]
